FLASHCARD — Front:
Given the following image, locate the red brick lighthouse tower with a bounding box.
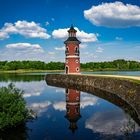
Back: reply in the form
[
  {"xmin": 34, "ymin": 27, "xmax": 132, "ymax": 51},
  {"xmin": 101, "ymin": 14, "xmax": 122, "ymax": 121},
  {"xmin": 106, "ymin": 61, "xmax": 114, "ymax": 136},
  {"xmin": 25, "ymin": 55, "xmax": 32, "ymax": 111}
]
[
  {"xmin": 65, "ymin": 89, "xmax": 81, "ymax": 133},
  {"xmin": 64, "ymin": 25, "xmax": 81, "ymax": 74}
]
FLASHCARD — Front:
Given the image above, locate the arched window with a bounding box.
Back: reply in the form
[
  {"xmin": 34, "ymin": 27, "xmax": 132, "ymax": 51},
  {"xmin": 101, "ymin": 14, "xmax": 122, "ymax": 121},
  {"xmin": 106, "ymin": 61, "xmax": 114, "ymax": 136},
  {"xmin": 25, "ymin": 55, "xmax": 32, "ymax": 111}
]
[
  {"xmin": 66, "ymin": 66, "xmax": 69, "ymax": 74},
  {"xmin": 66, "ymin": 89, "xmax": 69, "ymax": 94},
  {"xmin": 75, "ymin": 46, "xmax": 79, "ymax": 55},
  {"xmin": 67, "ymin": 107, "xmax": 70, "ymax": 113},
  {"xmin": 75, "ymin": 47, "xmax": 78, "ymax": 53}
]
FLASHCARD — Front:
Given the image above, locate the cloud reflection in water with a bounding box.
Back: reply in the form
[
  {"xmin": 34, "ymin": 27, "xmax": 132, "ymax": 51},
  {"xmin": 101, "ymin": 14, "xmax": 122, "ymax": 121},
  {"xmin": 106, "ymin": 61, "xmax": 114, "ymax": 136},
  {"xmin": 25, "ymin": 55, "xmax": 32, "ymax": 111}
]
[{"xmin": 85, "ymin": 110, "xmax": 140, "ymax": 136}]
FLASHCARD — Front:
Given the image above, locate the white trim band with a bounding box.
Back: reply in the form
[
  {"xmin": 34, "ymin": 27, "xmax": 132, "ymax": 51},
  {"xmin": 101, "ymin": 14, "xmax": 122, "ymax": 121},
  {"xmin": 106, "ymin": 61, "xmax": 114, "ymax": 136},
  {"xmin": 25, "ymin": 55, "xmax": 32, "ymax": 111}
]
[
  {"xmin": 66, "ymin": 102, "xmax": 80, "ymax": 105},
  {"xmin": 66, "ymin": 55, "xmax": 79, "ymax": 58}
]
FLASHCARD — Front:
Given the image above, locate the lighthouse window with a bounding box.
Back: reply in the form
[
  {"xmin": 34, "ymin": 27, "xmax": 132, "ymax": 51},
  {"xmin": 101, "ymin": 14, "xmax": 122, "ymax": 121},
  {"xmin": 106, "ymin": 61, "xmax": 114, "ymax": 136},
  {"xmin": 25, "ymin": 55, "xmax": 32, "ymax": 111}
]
[
  {"xmin": 75, "ymin": 59, "xmax": 79, "ymax": 63},
  {"xmin": 67, "ymin": 108, "xmax": 70, "ymax": 113},
  {"xmin": 65, "ymin": 66, "xmax": 69, "ymax": 74},
  {"xmin": 66, "ymin": 91, "xmax": 69, "ymax": 95},
  {"xmin": 75, "ymin": 47, "xmax": 78, "ymax": 53},
  {"xmin": 66, "ymin": 89, "xmax": 69, "ymax": 94},
  {"xmin": 76, "ymin": 67, "xmax": 79, "ymax": 72}
]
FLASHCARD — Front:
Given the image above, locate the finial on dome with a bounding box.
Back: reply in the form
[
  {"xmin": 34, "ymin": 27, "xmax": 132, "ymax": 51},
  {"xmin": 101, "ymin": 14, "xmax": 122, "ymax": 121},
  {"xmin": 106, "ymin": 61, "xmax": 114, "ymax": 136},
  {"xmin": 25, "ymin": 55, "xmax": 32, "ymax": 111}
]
[{"xmin": 68, "ymin": 24, "xmax": 76, "ymax": 32}]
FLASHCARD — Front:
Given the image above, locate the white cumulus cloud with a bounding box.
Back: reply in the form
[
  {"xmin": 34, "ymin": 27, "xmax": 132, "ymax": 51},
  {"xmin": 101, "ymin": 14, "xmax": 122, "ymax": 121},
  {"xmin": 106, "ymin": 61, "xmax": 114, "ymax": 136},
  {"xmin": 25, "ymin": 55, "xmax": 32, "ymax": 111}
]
[
  {"xmin": 23, "ymin": 92, "xmax": 41, "ymax": 98},
  {"xmin": 53, "ymin": 101, "xmax": 66, "ymax": 111},
  {"xmin": 6, "ymin": 43, "xmax": 44, "ymax": 53},
  {"xmin": 55, "ymin": 46, "xmax": 65, "ymax": 51},
  {"xmin": 0, "ymin": 42, "xmax": 48, "ymax": 61},
  {"xmin": 6, "ymin": 43, "xmax": 40, "ymax": 49},
  {"xmin": 52, "ymin": 27, "xmax": 98, "ymax": 42},
  {"xmin": 80, "ymin": 44, "xmax": 88, "ymax": 49},
  {"xmin": 52, "ymin": 28, "xmax": 68, "ymax": 39},
  {"xmin": 0, "ymin": 20, "xmax": 50, "ymax": 40},
  {"xmin": 0, "ymin": 31, "xmax": 9, "ymax": 40},
  {"xmin": 30, "ymin": 101, "xmax": 51, "ymax": 109},
  {"xmin": 84, "ymin": 2, "xmax": 140, "ymax": 28},
  {"xmin": 81, "ymin": 96, "xmax": 98, "ymax": 109},
  {"xmin": 29, "ymin": 101, "xmax": 51, "ymax": 116},
  {"xmin": 85, "ymin": 110, "xmax": 140, "ymax": 135}
]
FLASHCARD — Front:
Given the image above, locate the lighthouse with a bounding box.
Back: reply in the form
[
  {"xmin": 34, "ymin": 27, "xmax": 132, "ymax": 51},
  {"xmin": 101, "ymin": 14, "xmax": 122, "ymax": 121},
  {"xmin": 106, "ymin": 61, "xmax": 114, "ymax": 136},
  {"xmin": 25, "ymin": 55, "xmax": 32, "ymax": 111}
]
[
  {"xmin": 65, "ymin": 89, "xmax": 81, "ymax": 133},
  {"xmin": 64, "ymin": 25, "xmax": 81, "ymax": 74}
]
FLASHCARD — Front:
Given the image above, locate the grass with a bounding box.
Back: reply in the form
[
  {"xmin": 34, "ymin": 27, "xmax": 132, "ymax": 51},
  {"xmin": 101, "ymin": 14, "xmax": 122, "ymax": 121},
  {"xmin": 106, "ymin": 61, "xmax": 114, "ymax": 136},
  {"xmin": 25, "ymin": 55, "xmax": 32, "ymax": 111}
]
[
  {"xmin": 117, "ymin": 78, "xmax": 140, "ymax": 84},
  {"xmin": 80, "ymin": 74, "xmax": 140, "ymax": 84},
  {"xmin": 81, "ymin": 68, "xmax": 140, "ymax": 71}
]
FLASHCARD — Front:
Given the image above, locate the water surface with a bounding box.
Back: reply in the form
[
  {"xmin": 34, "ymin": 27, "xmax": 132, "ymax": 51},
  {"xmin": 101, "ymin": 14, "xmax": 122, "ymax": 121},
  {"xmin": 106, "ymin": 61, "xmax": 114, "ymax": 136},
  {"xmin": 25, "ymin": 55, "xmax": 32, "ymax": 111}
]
[{"xmin": 0, "ymin": 73, "xmax": 140, "ymax": 140}]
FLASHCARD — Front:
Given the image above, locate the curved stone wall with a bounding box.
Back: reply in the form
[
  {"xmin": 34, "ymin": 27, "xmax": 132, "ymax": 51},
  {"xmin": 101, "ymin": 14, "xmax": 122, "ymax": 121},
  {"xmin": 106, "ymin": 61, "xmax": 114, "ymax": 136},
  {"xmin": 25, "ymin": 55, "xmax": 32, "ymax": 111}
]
[{"xmin": 45, "ymin": 74, "xmax": 140, "ymax": 121}]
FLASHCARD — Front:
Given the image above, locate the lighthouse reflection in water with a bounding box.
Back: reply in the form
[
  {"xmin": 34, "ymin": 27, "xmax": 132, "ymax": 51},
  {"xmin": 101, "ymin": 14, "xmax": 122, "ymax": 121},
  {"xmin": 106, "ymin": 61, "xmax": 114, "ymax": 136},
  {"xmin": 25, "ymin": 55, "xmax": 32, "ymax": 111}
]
[{"xmin": 65, "ymin": 89, "xmax": 81, "ymax": 133}]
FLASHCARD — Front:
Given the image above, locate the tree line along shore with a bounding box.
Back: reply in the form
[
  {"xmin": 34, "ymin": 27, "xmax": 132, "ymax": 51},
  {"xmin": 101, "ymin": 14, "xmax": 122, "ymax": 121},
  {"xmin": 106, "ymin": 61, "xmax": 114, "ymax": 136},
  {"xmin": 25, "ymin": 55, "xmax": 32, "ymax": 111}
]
[{"xmin": 0, "ymin": 59, "xmax": 140, "ymax": 72}]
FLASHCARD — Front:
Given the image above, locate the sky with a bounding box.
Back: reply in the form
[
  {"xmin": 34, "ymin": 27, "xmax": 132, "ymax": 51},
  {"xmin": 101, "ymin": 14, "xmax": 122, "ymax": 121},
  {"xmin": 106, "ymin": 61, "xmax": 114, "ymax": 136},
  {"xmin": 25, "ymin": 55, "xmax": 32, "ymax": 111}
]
[{"xmin": 0, "ymin": 0, "xmax": 140, "ymax": 62}]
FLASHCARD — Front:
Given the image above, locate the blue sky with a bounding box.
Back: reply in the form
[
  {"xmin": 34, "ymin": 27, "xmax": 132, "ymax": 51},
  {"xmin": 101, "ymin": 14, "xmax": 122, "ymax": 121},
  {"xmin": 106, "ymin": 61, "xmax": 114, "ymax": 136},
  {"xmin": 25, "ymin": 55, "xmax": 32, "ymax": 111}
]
[{"xmin": 0, "ymin": 0, "xmax": 140, "ymax": 62}]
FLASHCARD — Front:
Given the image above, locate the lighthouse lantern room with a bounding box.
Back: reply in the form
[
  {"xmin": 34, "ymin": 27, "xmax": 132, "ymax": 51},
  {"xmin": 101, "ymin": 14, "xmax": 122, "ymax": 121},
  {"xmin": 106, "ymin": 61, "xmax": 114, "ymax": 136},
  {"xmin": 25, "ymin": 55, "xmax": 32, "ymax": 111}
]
[{"xmin": 64, "ymin": 25, "xmax": 81, "ymax": 74}]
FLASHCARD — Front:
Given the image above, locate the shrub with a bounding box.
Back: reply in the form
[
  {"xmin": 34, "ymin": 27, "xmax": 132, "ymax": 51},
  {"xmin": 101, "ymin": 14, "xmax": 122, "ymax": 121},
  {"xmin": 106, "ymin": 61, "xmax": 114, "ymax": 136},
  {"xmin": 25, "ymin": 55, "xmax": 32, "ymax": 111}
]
[{"xmin": 0, "ymin": 83, "xmax": 30, "ymax": 130}]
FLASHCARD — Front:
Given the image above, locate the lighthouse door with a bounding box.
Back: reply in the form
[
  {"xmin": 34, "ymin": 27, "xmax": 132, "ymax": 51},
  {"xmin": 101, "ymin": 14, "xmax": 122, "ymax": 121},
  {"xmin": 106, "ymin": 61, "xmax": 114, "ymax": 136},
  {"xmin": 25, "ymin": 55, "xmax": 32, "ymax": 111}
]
[{"xmin": 66, "ymin": 66, "xmax": 69, "ymax": 74}]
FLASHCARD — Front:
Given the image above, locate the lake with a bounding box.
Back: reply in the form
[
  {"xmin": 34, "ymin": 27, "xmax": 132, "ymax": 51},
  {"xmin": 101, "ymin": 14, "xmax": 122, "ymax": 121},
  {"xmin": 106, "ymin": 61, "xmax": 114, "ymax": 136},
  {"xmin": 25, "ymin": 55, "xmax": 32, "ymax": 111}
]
[
  {"xmin": 0, "ymin": 72, "xmax": 140, "ymax": 140},
  {"xmin": 13, "ymin": 71, "xmax": 140, "ymax": 76}
]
